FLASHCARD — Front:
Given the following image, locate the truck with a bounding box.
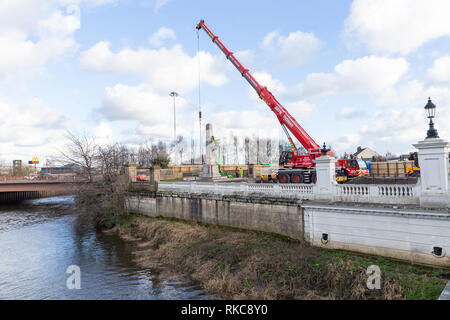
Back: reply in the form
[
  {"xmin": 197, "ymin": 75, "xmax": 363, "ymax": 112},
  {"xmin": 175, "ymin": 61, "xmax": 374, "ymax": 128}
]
[{"xmin": 196, "ymin": 20, "xmax": 369, "ymax": 184}]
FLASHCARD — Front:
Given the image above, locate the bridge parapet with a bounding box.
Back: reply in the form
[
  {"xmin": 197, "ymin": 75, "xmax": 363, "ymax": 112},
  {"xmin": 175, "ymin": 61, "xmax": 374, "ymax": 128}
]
[
  {"xmin": 0, "ymin": 182, "xmax": 78, "ymax": 202},
  {"xmin": 158, "ymin": 180, "xmax": 427, "ymax": 207}
]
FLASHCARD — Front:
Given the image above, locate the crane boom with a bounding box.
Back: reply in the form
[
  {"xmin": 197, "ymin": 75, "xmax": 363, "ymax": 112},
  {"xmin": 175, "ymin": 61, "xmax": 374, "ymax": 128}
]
[{"xmin": 196, "ymin": 20, "xmax": 321, "ymax": 154}]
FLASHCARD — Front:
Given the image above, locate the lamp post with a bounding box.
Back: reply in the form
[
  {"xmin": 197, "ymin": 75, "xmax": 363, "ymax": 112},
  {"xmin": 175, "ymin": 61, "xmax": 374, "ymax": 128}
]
[
  {"xmin": 424, "ymin": 97, "xmax": 439, "ymax": 139},
  {"xmin": 169, "ymin": 92, "xmax": 178, "ymax": 140},
  {"xmin": 170, "ymin": 91, "xmax": 178, "ymax": 165}
]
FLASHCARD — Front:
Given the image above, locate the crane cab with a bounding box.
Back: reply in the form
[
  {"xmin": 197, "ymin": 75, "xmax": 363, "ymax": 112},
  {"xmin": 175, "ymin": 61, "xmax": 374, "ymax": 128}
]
[
  {"xmin": 279, "ymin": 151, "xmax": 314, "ymax": 168},
  {"xmin": 336, "ymin": 159, "xmax": 370, "ymax": 182},
  {"xmin": 279, "ymin": 151, "xmax": 294, "ymax": 167}
]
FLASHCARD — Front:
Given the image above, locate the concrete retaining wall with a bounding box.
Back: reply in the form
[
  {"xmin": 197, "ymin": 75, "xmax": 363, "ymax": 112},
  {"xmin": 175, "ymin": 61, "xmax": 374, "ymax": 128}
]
[
  {"xmin": 126, "ymin": 191, "xmax": 450, "ymax": 267},
  {"xmin": 128, "ymin": 193, "xmax": 303, "ymax": 240},
  {"xmin": 303, "ymin": 204, "xmax": 450, "ymax": 267}
]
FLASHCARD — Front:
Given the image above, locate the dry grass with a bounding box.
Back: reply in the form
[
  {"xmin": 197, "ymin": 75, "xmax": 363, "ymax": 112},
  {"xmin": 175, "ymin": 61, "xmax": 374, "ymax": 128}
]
[{"xmin": 116, "ymin": 215, "xmax": 449, "ymax": 300}]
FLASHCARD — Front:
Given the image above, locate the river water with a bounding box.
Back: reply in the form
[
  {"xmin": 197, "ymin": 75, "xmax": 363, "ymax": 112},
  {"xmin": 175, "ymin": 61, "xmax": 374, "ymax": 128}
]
[{"xmin": 0, "ymin": 196, "xmax": 209, "ymax": 300}]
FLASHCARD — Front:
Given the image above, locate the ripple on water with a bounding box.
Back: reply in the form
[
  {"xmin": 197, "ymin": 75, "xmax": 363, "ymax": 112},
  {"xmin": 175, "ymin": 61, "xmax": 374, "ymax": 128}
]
[{"xmin": 0, "ymin": 196, "xmax": 210, "ymax": 300}]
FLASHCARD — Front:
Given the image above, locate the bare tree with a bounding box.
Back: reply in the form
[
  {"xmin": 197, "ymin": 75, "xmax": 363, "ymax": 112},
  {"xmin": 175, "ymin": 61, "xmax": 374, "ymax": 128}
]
[
  {"xmin": 191, "ymin": 137, "xmax": 195, "ymax": 164},
  {"xmin": 244, "ymin": 137, "xmax": 250, "ymax": 164},
  {"xmin": 151, "ymin": 141, "xmax": 170, "ymax": 168},
  {"xmin": 59, "ymin": 131, "xmax": 98, "ymax": 182},
  {"xmin": 233, "ymin": 136, "xmax": 238, "ymax": 164},
  {"xmin": 136, "ymin": 142, "xmax": 153, "ymax": 167},
  {"xmin": 97, "ymin": 143, "xmax": 131, "ymax": 180},
  {"xmin": 176, "ymin": 136, "xmax": 186, "ymax": 164}
]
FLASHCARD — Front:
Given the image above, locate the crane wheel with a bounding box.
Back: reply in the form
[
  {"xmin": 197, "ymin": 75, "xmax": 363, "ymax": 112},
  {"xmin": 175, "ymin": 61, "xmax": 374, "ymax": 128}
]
[
  {"xmin": 278, "ymin": 173, "xmax": 290, "ymax": 183},
  {"xmin": 311, "ymin": 172, "xmax": 317, "ymax": 184},
  {"xmin": 292, "ymin": 173, "xmax": 303, "ymax": 184}
]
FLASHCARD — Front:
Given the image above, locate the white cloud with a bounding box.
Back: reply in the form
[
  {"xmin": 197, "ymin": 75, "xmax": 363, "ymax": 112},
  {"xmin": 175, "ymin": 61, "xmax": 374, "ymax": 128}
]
[
  {"xmin": 209, "ymin": 110, "xmax": 280, "ymax": 139},
  {"xmin": 154, "ymin": 0, "xmax": 169, "ymax": 13},
  {"xmin": 287, "ymin": 100, "xmax": 316, "ymax": 118},
  {"xmin": 98, "ymin": 83, "xmax": 195, "ymax": 140},
  {"xmin": 100, "ymin": 83, "xmax": 186, "ymax": 123},
  {"xmin": 246, "ymin": 71, "xmax": 316, "ymax": 118},
  {"xmin": 249, "ymin": 72, "xmax": 286, "ymax": 101},
  {"xmin": 261, "ymin": 29, "xmax": 322, "ymax": 67},
  {"xmin": 80, "ymin": 42, "xmax": 228, "ymax": 94},
  {"xmin": 59, "ymin": 0, "xmax": 118, "ymax": 8},
  {"xmin": 234, "ymin": 50, "xmax": 254, "ymax": 68},
  {"xmin": 297, "ymin": 56, "xmax": 409, "ymax": 98},
  {"xmin": 427, "ymin": 56, "xmax": 450, "ymax": 83},
  {"xmin": 0, "ymin": 0, "xmax": 121, "ymax": 80},
  {"xmin": 338, "ymin": 107, "xmax": 366, "ymax": 119},
  {"xmin": 345, "ymin": 0, "xmax": 450, "ymax": 54},
  {"xmin": 0, "ymin": 1, "xmax": 81, "ymax": 79},
  {"xmin": 330, "ymin": 133, "xmax": 361, "ymax": 155},
  {"xmin": 148, "ymin": 26, "xmax": 176, "ymax": 47},
  {"xmin": 261, "ymin": 31, "xmax": 278, "ymax": 48},
  {"xmin": 332, "ymin": 81, "xmax": 450, "ymax": 155},
  {"xmin": 94, "ymin": 122, "xmax": 114, "ymax": 146},
  {"xmin": 0, "ymin": 98, "xmax": 68, "ymax": 160}
]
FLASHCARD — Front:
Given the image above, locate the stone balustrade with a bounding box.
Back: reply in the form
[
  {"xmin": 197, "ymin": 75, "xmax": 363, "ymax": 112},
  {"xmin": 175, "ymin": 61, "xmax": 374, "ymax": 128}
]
[{"xmin": 158, "ymin": 180, "xmax": 423, "ymax": 206}]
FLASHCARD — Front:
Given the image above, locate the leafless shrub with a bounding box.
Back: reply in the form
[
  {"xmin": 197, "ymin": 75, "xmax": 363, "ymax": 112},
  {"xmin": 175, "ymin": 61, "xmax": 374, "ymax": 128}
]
[{"xmin": 59, "ymin": 131, "xmax": 98, "ymax": 182}]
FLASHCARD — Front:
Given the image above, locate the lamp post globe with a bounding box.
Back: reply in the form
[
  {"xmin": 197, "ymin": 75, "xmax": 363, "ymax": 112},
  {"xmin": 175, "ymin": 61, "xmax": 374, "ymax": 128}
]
[
  {"xmin": 424, "ymin": 97, "xmax": 439, "ymax": 139},
  {"xmin": 424, "ymin": 97, "xmax": 436, "ymax": 118}
]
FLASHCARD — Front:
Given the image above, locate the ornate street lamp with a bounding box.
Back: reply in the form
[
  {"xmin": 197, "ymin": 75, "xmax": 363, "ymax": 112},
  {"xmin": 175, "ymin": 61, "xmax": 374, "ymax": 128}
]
[{"xmin": 424, "ymin": 97, "xmax": 439, "ymax": 139}]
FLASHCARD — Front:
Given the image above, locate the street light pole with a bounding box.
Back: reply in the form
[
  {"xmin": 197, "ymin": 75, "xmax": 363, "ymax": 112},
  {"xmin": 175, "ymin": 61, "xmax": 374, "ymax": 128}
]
[
  {"xmin": 169, "ymin": 91, "xmax": 178, "ymax": 164},
  {"xmin": 169, "ymin": 92, "xmax": 178, "ymax": 140}
]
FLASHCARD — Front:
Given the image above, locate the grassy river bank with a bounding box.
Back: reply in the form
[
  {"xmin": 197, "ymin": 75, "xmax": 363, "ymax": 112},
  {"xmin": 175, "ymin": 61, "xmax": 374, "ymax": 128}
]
[{"xmin": 110, "ymin": 214, "xmax": 449, "ymax": 300}]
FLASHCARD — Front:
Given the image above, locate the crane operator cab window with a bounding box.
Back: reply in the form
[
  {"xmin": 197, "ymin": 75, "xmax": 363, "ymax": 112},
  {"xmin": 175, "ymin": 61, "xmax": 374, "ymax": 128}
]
[
  {"xmin": 357, "ymin": 160, "xmax": 367, "ymax": 169},
  {"xmin": 279, "ymin": 151, "xmax": 293, "ymax": 166},
  {"xmin": 346, "ymin": 159, "xmax": 358, "ymax": 168}
]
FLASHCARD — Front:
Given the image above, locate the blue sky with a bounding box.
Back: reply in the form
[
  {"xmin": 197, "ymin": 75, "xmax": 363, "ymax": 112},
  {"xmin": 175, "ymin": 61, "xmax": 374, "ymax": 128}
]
[{"xmin": 1, "ymin": 0, "xmax": 450, "ymax": 165}]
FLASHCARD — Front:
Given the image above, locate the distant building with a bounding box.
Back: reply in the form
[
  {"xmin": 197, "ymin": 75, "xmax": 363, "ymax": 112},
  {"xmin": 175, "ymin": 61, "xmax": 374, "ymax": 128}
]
[
  {"xmin": 353, "ymin": 146, "xmax": 381, "ymax": 161},
  {"xmin": 40, "ymin": 164, "xmax": 82, "ymax": 175}
]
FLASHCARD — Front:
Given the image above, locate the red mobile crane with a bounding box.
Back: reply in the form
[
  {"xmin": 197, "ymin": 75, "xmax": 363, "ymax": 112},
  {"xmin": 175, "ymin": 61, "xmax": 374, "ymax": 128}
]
[{"xmin": 196, "ymin": 20, "xmax": 369, "ymax": 183}]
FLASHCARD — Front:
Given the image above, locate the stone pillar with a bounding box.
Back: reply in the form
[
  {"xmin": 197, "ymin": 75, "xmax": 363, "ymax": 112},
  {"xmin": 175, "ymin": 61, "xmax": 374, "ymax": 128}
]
[
  {"xmin": 413, "ymin": 138, "xmax": 450, "ymax": 208},
  {"xmin": 149, "ymin": 166, "xmax": 160, "ymax": 191},
  {"xmin": 202, "ymin": 123, "xmax": 220, "ymax": 178},
  {"xmin": 123, "ymin": 163, "xmax": 137, "ymax": 182},
  {"xmin": 248, "ymin": 164, "xmax": 256, "ymax": 179},
  {"xmin": 314, "ymin": 155, "xmax": 337, "ymax": 200}
]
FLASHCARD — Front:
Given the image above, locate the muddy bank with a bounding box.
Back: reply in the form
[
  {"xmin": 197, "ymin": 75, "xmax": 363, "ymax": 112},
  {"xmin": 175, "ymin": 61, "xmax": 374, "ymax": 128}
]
[{"xmin": 115, "ymin": 215, "xmax": 449, "ymax": 300}]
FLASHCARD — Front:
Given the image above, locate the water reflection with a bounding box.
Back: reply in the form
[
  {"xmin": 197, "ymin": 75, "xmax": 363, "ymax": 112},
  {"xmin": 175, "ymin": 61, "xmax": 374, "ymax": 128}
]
[{"xmin": 0, "ymin": 196, "xmax": 209, "ymax": 300}]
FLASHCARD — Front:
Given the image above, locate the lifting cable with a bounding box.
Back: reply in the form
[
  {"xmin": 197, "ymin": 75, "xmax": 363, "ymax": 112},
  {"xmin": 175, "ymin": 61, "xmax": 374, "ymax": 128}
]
[{"xmin": 197, "ymin": 29, "xmax": 203, "ymax": 163}]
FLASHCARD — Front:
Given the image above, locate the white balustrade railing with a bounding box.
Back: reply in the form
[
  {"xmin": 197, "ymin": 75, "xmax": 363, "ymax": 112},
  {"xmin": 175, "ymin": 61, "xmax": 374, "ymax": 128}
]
[
  {"xmin": 334, "ymin": 184, "xmax": 419, "ymax": 205},
  {"xmin": 158, "ymin": 181, "xmax": 421, "ymax": 205}
]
